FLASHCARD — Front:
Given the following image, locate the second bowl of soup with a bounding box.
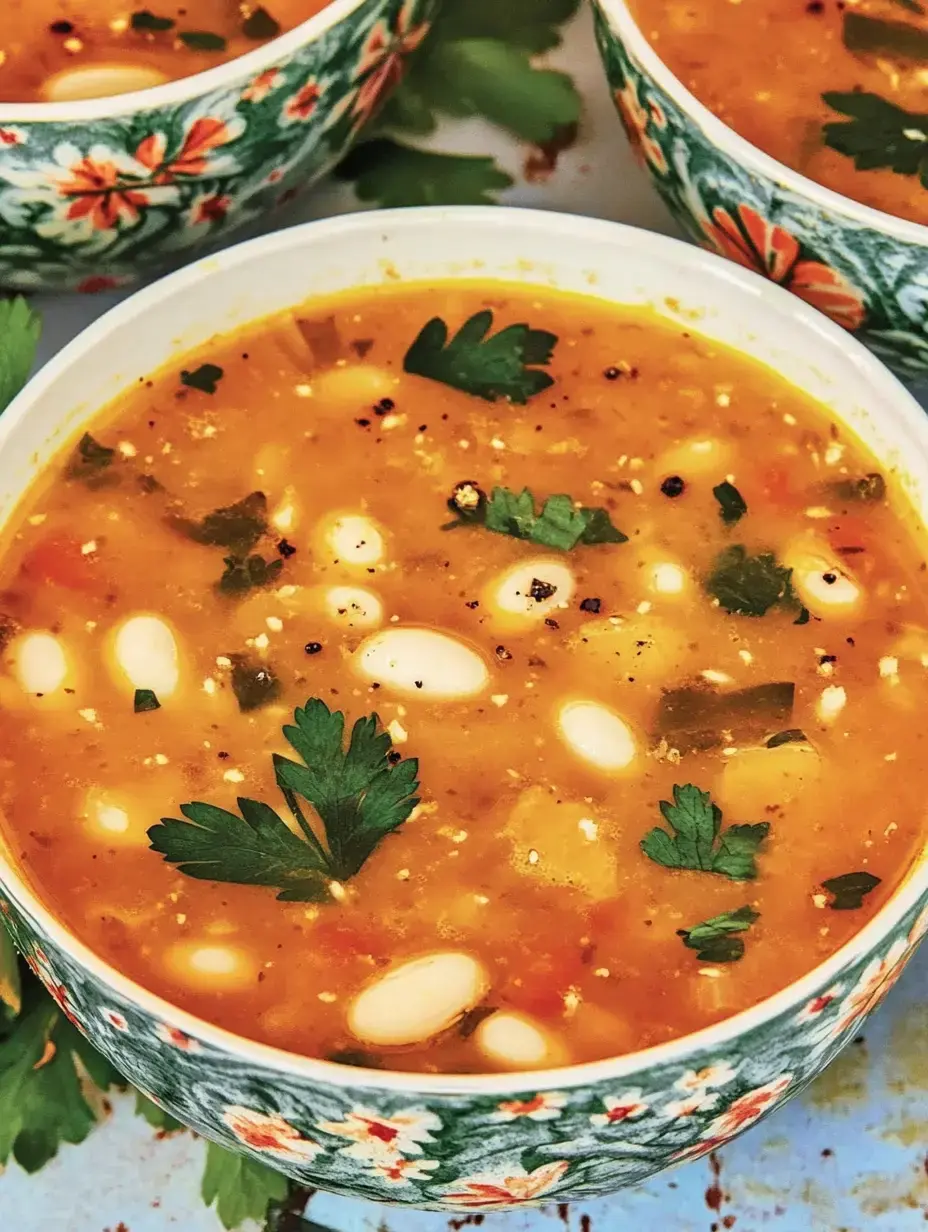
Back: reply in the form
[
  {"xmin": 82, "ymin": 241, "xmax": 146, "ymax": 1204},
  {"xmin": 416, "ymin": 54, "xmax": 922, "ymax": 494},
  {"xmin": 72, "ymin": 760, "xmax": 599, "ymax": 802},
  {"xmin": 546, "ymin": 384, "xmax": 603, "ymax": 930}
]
[
  {"xmin": 593, "ymin": 0, "xmax": 928, "ymax": 381},
  {"xmin": 0, "ymin": 206, "xmax": 925, "ymax": 1208}
]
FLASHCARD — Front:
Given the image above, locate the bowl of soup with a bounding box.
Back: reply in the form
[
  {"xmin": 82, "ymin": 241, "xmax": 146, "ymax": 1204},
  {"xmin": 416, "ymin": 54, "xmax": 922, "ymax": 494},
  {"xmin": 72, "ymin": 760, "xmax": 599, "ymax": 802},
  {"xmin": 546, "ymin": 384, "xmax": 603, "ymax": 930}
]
[
  {"xmin": 0, "ymin": 205, "xmax": 925, "ymax": 1209},
  {"xmin": 0, "ymin": 0, "xmax": 436, "ymax": 292},
  {"xmin": 592, "ymin": 0, "xmax": 928, "ymax": 382}
]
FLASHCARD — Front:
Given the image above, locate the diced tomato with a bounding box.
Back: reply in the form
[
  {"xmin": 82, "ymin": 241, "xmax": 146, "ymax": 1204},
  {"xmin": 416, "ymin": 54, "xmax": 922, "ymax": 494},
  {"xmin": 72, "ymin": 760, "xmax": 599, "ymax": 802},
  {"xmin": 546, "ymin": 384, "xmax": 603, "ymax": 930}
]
[
  {"xmin": 760, "ymin": 464, "xmax": 793, "ymax": 507},
  {"xmin": 505, "ymin": 947, "xmax": 583, "ymax": 1018},
  {"xmin": 20, "ymin": 535, "xmax": 108, "ymax": 594}
]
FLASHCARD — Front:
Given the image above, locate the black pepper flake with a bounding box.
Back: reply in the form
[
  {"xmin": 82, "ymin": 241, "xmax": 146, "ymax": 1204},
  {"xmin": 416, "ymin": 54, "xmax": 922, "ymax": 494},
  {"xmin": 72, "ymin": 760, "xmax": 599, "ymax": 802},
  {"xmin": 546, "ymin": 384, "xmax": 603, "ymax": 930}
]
[
  {"xmin": 603, "ymin": 366, "xmax": 621, "ymax": 381},
  {"xmin": 387, "ymin": 750, "xmax": 402, "ymax": 764},
  {"xmin": 414, "ymin": 680, "xmax": 423, "ymax": 689},
  {"xmin": 529, "ymin": 577, "xmax": 557, "ymax": 602},
  {"xmin": 822, "ymin": 572, "xmax": 838, "ymax": 585},
  {"xmin": 304, "ymin": 641, "xmax": 323, "ymax": 655},
  {"xmin": 806, "ymin": 0, "xmax": 824, "ymax": 12},
  {"xmin": 217, "ymin": 751, "xmax": 230, "ymax": 760},
  {"xmin": 50, "ymin": 19, "xmax": 75, "ymax": 33},
  {"xmin": 819, "ymin": 654, "xmax": 837, "ymax": 665},
  {"xmin": 276, "ymin": 539, "xmax": 297, "ymax": 558},
  {"xmin": 544, "ymin": 617, "xmax": 560, "ymax": 629},
  {"xmin": 579, "ymin": 597, "xmax": 602, "ymax": 613},
  {"xmin": 374, "ymin": 397, "xmax": 395, "ymax": 416},
  {"xmin": 495, "ymin": 645, "xmax": 513, "ymax": 661},
  {"xmin": 465, "ymin": 600, "xmax": 479, "ymax": 609},
  {"xmin": 355, "ymin": 417, "xmax": 371, "ymax": 428},
  {"xmin": 660, "ymin": 475, "xmax": 686, "ymax": 498}
]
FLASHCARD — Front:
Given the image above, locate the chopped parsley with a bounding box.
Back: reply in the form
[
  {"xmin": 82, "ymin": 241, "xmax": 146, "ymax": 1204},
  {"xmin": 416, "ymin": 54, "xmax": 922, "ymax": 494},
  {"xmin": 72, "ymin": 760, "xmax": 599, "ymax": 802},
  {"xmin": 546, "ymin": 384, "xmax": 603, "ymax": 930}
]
[
  {"xmin": 148, "ymin": 699, "xmax": 420, "ymax": 900},
  {"xmin": 171, "ymin": 491, "xmax": 268, "ymax": 553},
  {"xmin": 445, "ymin": 483, "xmax": 627, "ymax": 551},
  {"xmin": 178, "ymin": 30, "xmax": 227, "ymax": 51},
  {"xmin": 65, "ymin": 433, "xmax": 115, "ymax": 482},
  {"xmin": 765, "ymin": 728, "xmax": 808, "ymax": 748},
  {"xmin": 241, "ymin": 6, "xmax": 281, "ymax": 38},
  {"xmin": 677, "ymin": 905, "xmax": 760, "ymax": 963},
  {"xmin": 820, "ymin": 871, "xmax": 882, "ymax": 910},
  {"xmin": 705, "ymin": 545, "xmax": 795, "ymax": 617},
  {"xmin": 130, "ymin": 10, "xmax": 175, "ymax": 30},
  {"xmin": 641, "ymin": 783, "xmax": 769, "ymax": 881},
  {"xmin": 822, "ymin": 91, "xmax": 928, "ymax": 187},
  {"xmin": 133, "ymin": 688, "xmax": 161, "ymax": 713},
  {"xmin": 403, "ymin": 309, "xmax": 557, "ymax": 403},
  {"xmin": 217, "ymin": 554, "xmax": 283, "ymax": 596},
  {"xmin": 229, "ymin": 655, "xmax": 280, "ymax": 712},
  {"xmin": 713, "ymin": 480, "xmax": 747, "ymax": 525},
  {"xmin": 180, "ymin": 363, "xmax": 225, "ymax": 393}
]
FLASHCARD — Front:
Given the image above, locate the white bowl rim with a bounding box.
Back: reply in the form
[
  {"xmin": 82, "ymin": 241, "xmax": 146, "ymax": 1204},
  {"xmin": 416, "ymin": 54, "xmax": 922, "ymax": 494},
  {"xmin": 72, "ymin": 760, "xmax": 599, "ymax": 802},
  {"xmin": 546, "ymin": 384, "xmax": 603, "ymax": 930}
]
[
  {"xmin": 595, "ymin": 0, "xmax": 928, "ymax": 249},
  {"xmin": 0, "ymin": 204, "xmax": 925, "ymax": 1097},
  {"xmin": 0, "ymin": 0, "xmax": 373, "ymax": 124}
]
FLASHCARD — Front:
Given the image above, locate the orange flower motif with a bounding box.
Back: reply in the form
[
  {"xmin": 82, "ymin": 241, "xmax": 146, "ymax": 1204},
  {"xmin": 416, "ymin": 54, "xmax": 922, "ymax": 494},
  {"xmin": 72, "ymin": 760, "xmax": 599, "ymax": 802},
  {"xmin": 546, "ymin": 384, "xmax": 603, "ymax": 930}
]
[
  {"xmin": 590, "ymin": 1090, "xmax": 650, "ymax": 1126},
  {"xmin": 26, "ymin": 947, "xmax": 81, "ymax": 1026},
  {"xmin": 154, "ymin": 1023, "xmax": 200, "ymax": 1051},
  {"xmin": 353, "ymin": 0, "xmax": 430, "ymax": 127},
  {"xmin": 444, "ymin": 1161, "xmax": 569, "ymax": 1207},
  {"xmin": 701, "ymin": 1074, "xmax": 793, "ymax": 1142},
  {"xmin": 704, "ymin": 204, "xmax": 866, "ymax": 331},
  {"xmin": 242, "ymin": 68, "xmax": 282, "ymax": 103},
  {"xmin": 191, "ymin": 193, "xmax": 231, "ymax": 225},
  {"xmin": 167, "ymin": 118, "xmax": 235, "ymax": 178},
  {"xmin": 832, "ymin": 938, "xmax": 911, "ymax": 1036},
  {"xmin": 614, "ymin": 78, "xmax": 668, "ymax": 174},
  {"xmin": 493, "ymin": 1092, "xmax": 566, "ymax": 1122},
  {"xmin": 57, "ymin": 155, "xmax": 152, "ymax": 231},
  {"xmin": 223, "ymin": 1106, "xmax": 323, "ymax": 1162},
  {"xmin": 77, "ymin": 275, "xmax": 121, "ymax": 294},
  {"xmin": 284, "ymin": 80, "xmax": 323, "ymax": 123},
  {"xmin": 0, "ymin": 127, "xmax": 26, "ymax": 146}
]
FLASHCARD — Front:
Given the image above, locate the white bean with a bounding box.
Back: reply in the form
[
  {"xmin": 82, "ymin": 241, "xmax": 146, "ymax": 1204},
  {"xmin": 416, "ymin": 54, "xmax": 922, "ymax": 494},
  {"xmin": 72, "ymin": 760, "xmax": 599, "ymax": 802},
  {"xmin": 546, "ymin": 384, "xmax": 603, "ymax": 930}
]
[
  {"xmin": 656, "ymin": 437, "xmax": 733, "ymax": 479},
  {"xmin": 649, "ymin": 561, "xmax": 688, "ymax": 596},
  {"xmin": 323, "ymin": 513, "xmax": 385, "ymax": 567},
  {"xmin": 557, "ymin": 700, "xmax": 637, "ymax": 773},
  {"xmin": 165, "ymin": 942, "xmax": 257, "ymax": 991},
  {"xmin": 324, "ymin": 586, "xmax": 383, "ymax": 630},
  {"xmin": 486, "ymin": 558, "xmax": 575, "ymax": 624},
  {"xmin": 355, "ymin": 627, "xmax": 489, "ymax": 699},
  {"xmin": 43, "ymin": 62, "xmax": 168, "ymax": 102},
  {"xmin": 12, "ymin": 631, "xmax": 69, "ymax": 696},
  {"xmin": 310, "ymin": 365, "xmax": 398, "ymax": 404},
  {"xmin": 474, "ymin": 1011, "xmax": 563, "ymax": 1069},
  {"xmin": 781, "ymin": 536, "xmax": 864, "ymax": 620},
  {"xmin": 347, "ymin": 951, "xmax": 490, "ymax": 1047},
  {"xmin": 111, "ymin": 614, "xmax": 180, "ymax": 697}
]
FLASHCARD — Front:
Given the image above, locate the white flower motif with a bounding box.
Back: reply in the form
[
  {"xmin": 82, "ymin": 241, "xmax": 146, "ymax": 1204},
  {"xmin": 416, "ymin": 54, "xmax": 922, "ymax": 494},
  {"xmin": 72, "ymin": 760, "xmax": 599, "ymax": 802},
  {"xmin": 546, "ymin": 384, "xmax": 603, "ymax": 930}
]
[
  {"xmin": 794, "ymin": 984, "xmax": 845, "ymax": 1025},
  {"xmin": 366, "ymin": 1156, "xmax": 440, "ymax": 1185},
  {"xmin": 674, "ymin": 1061, "xmax": 738, "ymax": 1092},
  {"xmin": 701, "ymin": 1074, "xmax": 793, "ymax": 1141},
  {"xmin": 663, "ymin": 1091, "xmax": 721, "ymax": 1119},
  {"xmin": 222, "ymin": 1106, "xmax": 323, "ymax": 1162},
  {"xmin": 101, "ymin": 1008, "xmax": 129, "ymax": 1032},
  {"xmin": 492, "ymin": 1092, "xmax": 567, "ymax": 1122},
  {"xmin": 316, "ymin": 1106, "xmax": 441, "ymax": 1161},
  {"xmin": 443, "ymin": 1161, "xmax": 569, "ymax": 1207},
  {"xmin": 590, "ymin": 1090, "xmax": 650, "ymax": 1127}
]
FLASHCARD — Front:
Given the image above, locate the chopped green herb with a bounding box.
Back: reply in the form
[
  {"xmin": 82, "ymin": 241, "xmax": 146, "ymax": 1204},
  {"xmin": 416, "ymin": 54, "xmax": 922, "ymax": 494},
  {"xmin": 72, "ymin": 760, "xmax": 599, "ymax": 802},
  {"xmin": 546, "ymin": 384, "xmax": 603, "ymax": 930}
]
[
  {"xmin": 229, "ymin": 655, "xmax": 281, "ymax": 712},
  {"xmin": 241, "ymin": 6, "xmax": 281, "ymax": 39},
  {"xmin": 178, "ymin": 30, "xmax": 227, "ymax": 51},
  {"xmin": 336, "ymin": 140, "xmax": 514, "ymax": 208},
  {"xmin": 830, "ymin": 472, "xmax": 886, "ymax": 503},
  {"xmin": 794, "ymin": 607, "xmax": 811, "ymax": 626},
  {"xmin": 822, "ymin": 91, "xmax": 928, "ymax": 187},
  {"xmin": 171, "ymin": 491, "xmax": 267, "ymax": 553},
  {"xmin": 842, "ymin": 10, "xmax": 928, "ymax": 60},
  {"xmin": 641, "ymin": 783, "xmax": 769, "ymax": 881},
  {"xmin": 130, "ymin": 10, "xmax": 175, "ymax": 30},
  {"xmin": 217, "ymin": 554, "xmax": 283, "ymax": 596},
  {"xmin": 677, "ymin": 905, "xmax": 760, "ymax": 964},
  {"xmin": 0, "ymin": 297, "xmax": 41, "ymax": 416},
  {"xmin": 446, "ymin": 483, "xmax": 627, "ymax": 551},
  {"xmin": 655, "ymin": 681, "xmax": 795, "ymax": 754},
  {"xmin": 65, "ymin": 432, "xmax": 115, "ymax": 482},
  {"xmin": 133, "ymin": 688, "xmax": 161, "ymax": 714},
  {"xmin": 765, "ymin": 728, "xmax": 808, "ymax": 749},
  {"xmin": 706, "ymin": 544, "xmax": 795, "ymax": 617},
  {"xmin": 404, "ymin": 309, "xmax": 557, "ymax": 403},
  {"xmin": 821, "ymin": 871, "xmax": 882, "ymax": 910},
  {"xmin": 148, "ymin": 699, "xmax": 420, "ymax": 900},
  {"xmin": 180, "ymin": 362, "xmax": 224, "ymax": 393},
  {"xmin": 713, "ymin": 480, "xmax": 747, "ymax": 525}
]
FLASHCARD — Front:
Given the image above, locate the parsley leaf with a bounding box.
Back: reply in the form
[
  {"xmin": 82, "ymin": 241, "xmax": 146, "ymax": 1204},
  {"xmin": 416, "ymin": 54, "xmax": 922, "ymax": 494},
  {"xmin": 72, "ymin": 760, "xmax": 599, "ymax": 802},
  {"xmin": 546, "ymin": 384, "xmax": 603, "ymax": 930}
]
[
  {"xmin": 148, "ymin": 699, "xmax": 420, "ymax": 900},
  {"xmin": 0, "ymin": 927, "xmax": 20, "ymax": 1021},
  {"xmin": 641, "ymin": 783, "xmax": 769, "ymax": 880},
  {"xmin": 821, "ymin": 871, "xmax": 882, "ymax": 910},
  {"xmin": 135, "ymin": 1089, "xmax": 184, "ymax": 1132},
  {"xmin": 229, "ymin": 653, "xmax": 280, "ymax": 712},
  {"xmin": 822, "ymin": 91, "xmax": 928, "ymax": 186},
  {"xmin": 171, "ymin": 491, "xmax": 268, "ymax": 552},
  {"xmin": 241, "ymin": 6, "xmax": 281, "ymax": 39},
  {"xmin": 677, "ymin": 905, "xmax": 760, "ymax": 963},
  {"xmin": 713, "ymin": 480, "xmax": 747, "ymax": 525},
  {"xmin": 180, "ymin": 362, "xmax": 225, "ymax": 392},
  {"xmin": 766, "ymin": 728, "xmax": 808, "ymax": 748},
  {"xmin": 706, "ymin": 544, "xmax": 795, "ymax": 616},
  {"xmin": 130, "ymin": 9, "xmax": 176, "ymax": 30},
  {"xmin": 842, "ymin": 11, "xmax": 928, "ymax": 60},
  {"xmin": 134, "ymin": 688, "xmax": 161, "ymax": 713},
  {"xmin": 217, "ymin": 553, "xmax": 283, "ymax": 596},
  {"xmin": 178, "ymin": 30, "xmax": 227, "ymax": 51},
  {"xmin": 447, "ymin": 483, "xmax": 627, "ymax": 550},
  {"xmin": 430, "ymin": 0, "xmax": 582, "ymax": 54},
  {"xmin": 65, "ymin": 432, "xmax": 115, "ymax": 483},
  {"xmin": 404, "ymin": 309, "xmax": 557, "ymax": 403},
  {"xmin": 201, "ymin": 1141, "xmax": 288, "ymax": 1231},
  {"xmin": 336, "ymin": 140, "xmax": 513, "ymax": 207},
  {"xmin": 0, "ymin": 297, "xmax": 41, "ymax": 415}
]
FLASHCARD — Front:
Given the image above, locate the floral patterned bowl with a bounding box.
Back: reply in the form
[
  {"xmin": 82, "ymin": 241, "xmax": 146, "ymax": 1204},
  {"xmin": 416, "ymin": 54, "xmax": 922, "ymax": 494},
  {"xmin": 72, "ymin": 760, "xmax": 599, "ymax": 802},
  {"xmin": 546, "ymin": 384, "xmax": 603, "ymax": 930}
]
[
  {"xmin": 0, "ymin": 206, "xmax": 926, "ymax": 1210},
  {"xmin": 0, "ymin": 0, "xmax": 436, "ymax": 292},
  {"xmin": 592, "ymin": 0, "xmax": 928, "ymax": 381}
]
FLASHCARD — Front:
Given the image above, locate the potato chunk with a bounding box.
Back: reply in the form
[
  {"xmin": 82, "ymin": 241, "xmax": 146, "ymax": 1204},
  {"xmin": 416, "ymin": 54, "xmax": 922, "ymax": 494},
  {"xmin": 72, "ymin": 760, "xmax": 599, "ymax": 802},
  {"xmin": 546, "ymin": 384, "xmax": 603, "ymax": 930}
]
[{"xmin": 506, "ymin": 786, "xmax": 618, "ymax": 900}]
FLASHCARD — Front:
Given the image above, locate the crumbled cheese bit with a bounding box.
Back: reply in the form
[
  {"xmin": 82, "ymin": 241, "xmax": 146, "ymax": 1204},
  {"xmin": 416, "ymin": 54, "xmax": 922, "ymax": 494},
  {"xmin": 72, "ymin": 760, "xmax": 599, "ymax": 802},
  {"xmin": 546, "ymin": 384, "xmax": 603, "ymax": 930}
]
[
  {"xmin": 473, "ymin": 894, "xmax": 490, "ymax": 905},
  {"xmin": 154, "ymin": 753, "xmax": 169, "ymax": 766},
  {"xmin": 490, "ymin": 437, "xmax": 506, "ymax": 450},
  {"xmin": 294, "ymin": 383, "xmax": 312, "ymax": 398},
  {"xmin": 528, "ymin": 848, "xmax": 540, "ymax": 865},
  {"xmin": 63, "ymin": 36, "xmax": 84, "ymax": 52},
  {"xmin": 396, "ymin": 868, "xmax": 410, "ymax": 881},
  {"xmin": 817, "ymin": 659, "xmax": 835, "ymax": 678},
  {"xmin": 783, "ymin": 412, "xmax": 797, "ymax": 426},
  {"xmin": 223, "ymin": 768, "xmax": 245, "ymax": 783},
  {"xmin": 81, "ymin": 540, "xmax": 97, "ymax": 556},
  {"xmin": 252, "ymin": 633, "xmax": 270, "ymax": 651},
  {"xmin": 317, "ymin": 991, "xmax": 337, "ymax": 1003},
  {"xmin": 884, "ymin": 820, "xmax": 898, "ymax": 836},
  {"xmin": 577, "ymin": 818, "xmax": 598, "ymax": 841},
  {"xmin": 387, "ymin": 719, "xmax": 408, "ymax": 744},
  {"xmin": 701, "ymin": 669, "xmax": 733, "ymax": 685},
  {"xmin": 885, "ymin": 751, "xmax": 898, "ymax": 762},
  {"xmin": 816, "ymin": 685, "xmax": 847, "ymax": 722},
  {"xmin": 78, "ymin": 708, "xmax": 98, "ymax": 724},
  {"xmin": 328, "ymin": 881, "xmax": 347, "ymax": 902},
  {"xmin": 715, "ymin": 392, "xmax": 731, "ymax": 408},
  {"xmin": 737, "ymin": 649, "xmax": 753, "ymax": 665},
  {"xmin": 879, "ymin": 656, "xmax": 899, "ymax": 679},
  {"xmin": 491, "ymin": 693, "xmax": 509, "ymax": 707},
  {"xmin": 28, "ymin": 513, "xmax": 47, "ymax": 526},
  {"xmin": 594, "ymin": 967, "xmax": 611, "ymax": 978},
  {"xmin": 265, "ymin": 616, "xmax": 284, "ymax": 633},
  {"xmin": 563, "ymin": 986, "xmax": 582, "ymax": 1016},
  {"xmin": 457, "ymin": 439, "xmax": 470, "ymax": 450},
  {"xmin": 699, "ymin": 967, "xmax": 723, "ymax": 978},
  {"xmin": 636, "ymin": 600, "xmax": 652, "ymax": 615},
  {"xmin": 824, "ymin": 442, "xmax": 844, "ymax": 466},
  {"xmin": 812, "ymin": 892, "xmax": 828, "ymax": 909},
  {"xmin": 380, "ymin": 412, "xmax": 406, "ymax": 430},
  {"xmin": 216, "ymin": 655, "xmax": 232, "ymax": 668},
  {"xmin": 118, "ymin": 441, "xmax": 137, "ymax": 458},
  {"xmin": 175, "ymin": 913, "xmax": 187, "ymax": 925},
  {"xmin": 804, "ymin": 506, "xmax": 833, "ymax": 519},
  {"xmin": 202, "ymin": 677, "xmax": 217, "ymax": 695}
]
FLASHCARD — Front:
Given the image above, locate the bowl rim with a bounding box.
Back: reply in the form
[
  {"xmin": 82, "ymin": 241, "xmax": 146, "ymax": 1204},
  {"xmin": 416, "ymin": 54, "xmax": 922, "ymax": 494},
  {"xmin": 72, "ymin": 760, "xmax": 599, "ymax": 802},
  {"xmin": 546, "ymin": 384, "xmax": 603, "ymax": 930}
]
[
  {"xmin": 1, "ymin": 204, "xmax": 926, "ymax": 1097},
  {"xmin": 0, "ymin": 0, "xmax": 373, "ymax": 124},
  {"xmin": 594, "ymin": 0, "xmax": 928, "ymax": 249}
]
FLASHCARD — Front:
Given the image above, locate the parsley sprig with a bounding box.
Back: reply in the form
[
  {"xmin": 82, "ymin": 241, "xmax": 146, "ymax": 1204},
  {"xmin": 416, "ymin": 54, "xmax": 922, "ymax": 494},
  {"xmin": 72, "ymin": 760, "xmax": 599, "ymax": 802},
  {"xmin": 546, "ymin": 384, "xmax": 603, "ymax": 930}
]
[
  {"xmin": 148, "ymin": 700, "xmax": 420, "ymax": 900},
  {"xmin": 822, "ymin": 91, "xmax": 928, "ymax": 187},
  {"xmin": 446, "ymin": 482, "xmax": 627, "ymax": 550},
  {"xmin": 705, "ymin": 545, "xmax": 795, "ymax": 617},
  {"xmin": 641, "ymin": 784, "xmax": 769, "ymax": 881},
  {"xmin": 678, "ymin": 905, "xmax": 760, "ymax": 963},
  {"xmin": 404, "ymin": 309, "xmax": 557, "ymax": 403},
  {"xmin": 0, "ymin": 297, "xmax": 42, "ymax": 415}
]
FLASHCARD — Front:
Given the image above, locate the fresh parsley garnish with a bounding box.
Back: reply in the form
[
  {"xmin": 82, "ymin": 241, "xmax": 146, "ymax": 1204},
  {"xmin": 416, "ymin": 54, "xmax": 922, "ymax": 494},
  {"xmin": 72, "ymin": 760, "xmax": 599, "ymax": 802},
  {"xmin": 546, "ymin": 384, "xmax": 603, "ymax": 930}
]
[
  {"xmin": 181, "ymin": 362, "xmax": 224, "ymax": 392},
  {"xmin": 229, "ymin": 654, "xmax": 280, "ymax": 712},
  {"xmin": 677, "ymin": 905, "xmax": 760, "ymax": 963},
  {"xmin": 822, "ymin": 91, "xmax": 928, "ymax": 187},
  {"xmin": 135, "ymin": 1090, "xmax": 183, "ymax": 1132},
  {"xmin": 201, "ymin": 1141, "xmax": 288, "ymax": 1230},
  {"xmin": 178, "ymin": 30, "xmax": 227, "ymax": 51},
  {"xmin": 134, "ymin": 688, "xmax": 160, "ymax": 713},
  {"xmin": 446, "ymin": 483, "xmax": 627, "ymax": 550},
  {"xmin": 0, "ymin": 298, "xmax": 41, "ymax": 414},
  {"xmin": 241, "ymin": 6, "xmax": 281, "ymax": 39},
  {"xmin": 65, "ymin": 432, "xmax": 116, "ymax": 482},
  {"xmin": 171, "ymin": 491, "xmax": 268, "ymax": 552},
  {"xmin": 130, "ymin": 9, "xmax": 175, "ymax": 30},
  {"xmin": 842, "ymin": 10, "xmax": 928, "ymax": 60},
  {"xmin": 218, "ymin": 554, "xmax": 283, "ymax": 596},
  {"xmin": 148, "ymin": 699, "xmax": 420, "ymax": 901},
  {"xmin": 336, "ymin": 140, "xmax": 514, "ymax": 207},
  {"xmin": 404, "ymin": 309, "xmax": 557, "ymax": 403},
  {"xmin": 713, "ymin": 480, "xmax": 747, "ymax": 525},
  {"xmin": 641, "ymin": 784, "xmax": 769, "ymax": 881},
  {"xmin": 794, "ymin": 606, "xmax": 811, "ymax": 625},
  {"xmin": 765, "ymin": 728, "xmax": 807, "ymax": 748},
  {"xmin": 821, "ymin": 871, "xmax": 882, "ymax": 910},
  {"xmin": 706, "ymin": 544, "xmax": 795, "ymax": 616}
]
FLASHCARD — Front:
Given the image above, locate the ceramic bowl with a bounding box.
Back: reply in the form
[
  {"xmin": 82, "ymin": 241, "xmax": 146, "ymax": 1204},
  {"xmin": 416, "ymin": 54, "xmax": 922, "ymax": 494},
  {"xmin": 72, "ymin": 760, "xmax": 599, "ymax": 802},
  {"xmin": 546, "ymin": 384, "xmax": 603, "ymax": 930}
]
[
  {"xmin": 0, "ymin": 0, "xmax": 437, "ymax": 293},
  {"xmin": 592, "ymin": 0, "xmax": 928, "ymax": 382},
  {"xmin": 0, "ymin": 207, "xmax": 925, "ymax": 1211}
]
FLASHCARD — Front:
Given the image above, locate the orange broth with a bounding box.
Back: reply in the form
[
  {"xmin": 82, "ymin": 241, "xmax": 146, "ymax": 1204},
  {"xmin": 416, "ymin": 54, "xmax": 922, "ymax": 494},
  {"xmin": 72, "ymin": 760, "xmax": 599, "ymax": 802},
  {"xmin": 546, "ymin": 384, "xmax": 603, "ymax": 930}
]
[{"xmin": 0, "ymin": 281, "xmax": 924, "ymax": 1073}]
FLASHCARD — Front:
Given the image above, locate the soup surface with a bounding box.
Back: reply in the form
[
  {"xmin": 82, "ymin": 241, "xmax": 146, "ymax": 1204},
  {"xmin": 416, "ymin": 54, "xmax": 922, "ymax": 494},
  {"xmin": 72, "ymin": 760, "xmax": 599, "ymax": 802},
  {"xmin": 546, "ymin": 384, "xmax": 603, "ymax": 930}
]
[
  {"xmin": 0, "ymin": 281, "xmax": 924, "ymax": 1074},
  {"xmin": 0, "ymin": 2, "xmax": 327, "ymax": 102},
  {"xmin": 631, "ymin": 0, "xmax": 928, "ymax": 226}
]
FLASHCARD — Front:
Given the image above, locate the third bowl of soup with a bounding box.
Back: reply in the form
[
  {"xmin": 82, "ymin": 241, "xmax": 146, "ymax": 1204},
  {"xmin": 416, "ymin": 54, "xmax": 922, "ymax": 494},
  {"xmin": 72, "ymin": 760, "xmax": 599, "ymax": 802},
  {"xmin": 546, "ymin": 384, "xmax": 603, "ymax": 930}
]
[
  {"xmin": 0, "ymin": 205, "xmax": 925, "ymax": 1209},
  {"xmin": 593, "ymin": 0, "xmax": 928, "ymax": 382},
  {"xmin": 0, "ymin": 0, "xmax": 437, "ymax": 292}
]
